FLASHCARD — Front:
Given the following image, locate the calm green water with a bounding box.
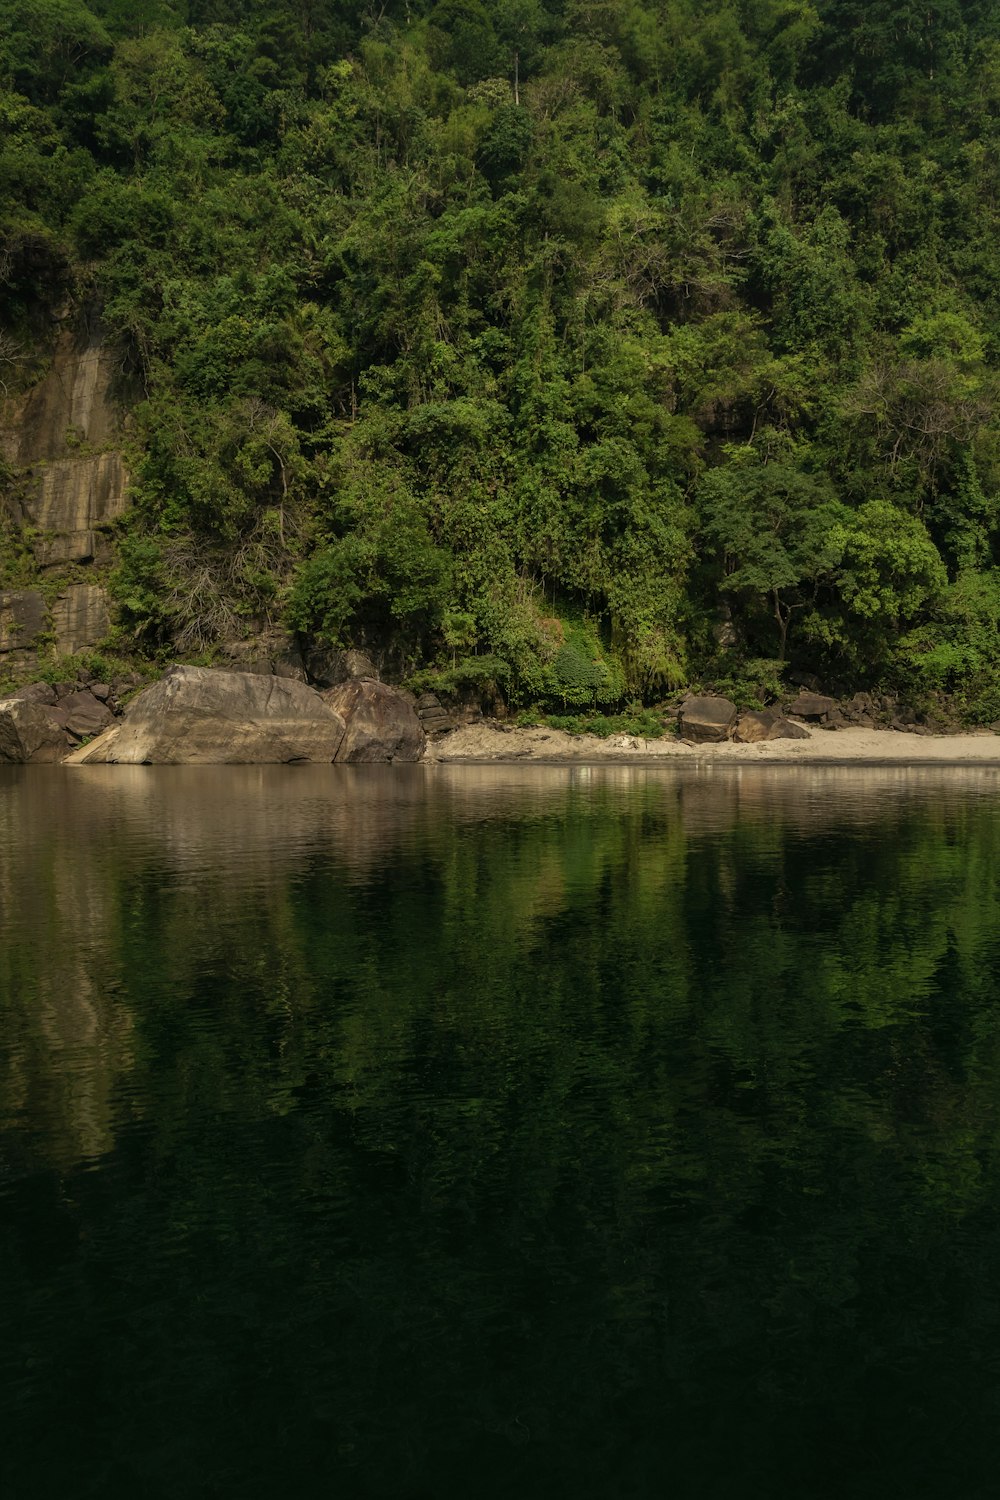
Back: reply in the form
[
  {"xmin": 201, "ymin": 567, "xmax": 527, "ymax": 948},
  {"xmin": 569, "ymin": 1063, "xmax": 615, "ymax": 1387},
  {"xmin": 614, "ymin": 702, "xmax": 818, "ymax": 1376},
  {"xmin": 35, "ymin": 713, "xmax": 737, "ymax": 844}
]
[{"xmin": 3, "ymin": 764, "xmax": 1000, "ymax": 1499}]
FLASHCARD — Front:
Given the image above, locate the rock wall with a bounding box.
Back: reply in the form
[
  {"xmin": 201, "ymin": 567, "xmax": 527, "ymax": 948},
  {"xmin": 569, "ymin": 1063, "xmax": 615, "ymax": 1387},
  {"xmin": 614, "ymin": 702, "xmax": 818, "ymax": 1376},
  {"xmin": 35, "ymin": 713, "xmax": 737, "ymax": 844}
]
[
  {"xmin": 52, "ymin": 584, "xmax": 112, "ymax": 655},
  {"xmin": 0, "ymin": 311, "xmax": 129, "ymax": 674},
  {"xmin": 7, "ymin": 317, "xmax": 127, "ymax": 464},
  {"xmin": 28, "ymin": 452, "xmax": 127, "ymax": 563}
]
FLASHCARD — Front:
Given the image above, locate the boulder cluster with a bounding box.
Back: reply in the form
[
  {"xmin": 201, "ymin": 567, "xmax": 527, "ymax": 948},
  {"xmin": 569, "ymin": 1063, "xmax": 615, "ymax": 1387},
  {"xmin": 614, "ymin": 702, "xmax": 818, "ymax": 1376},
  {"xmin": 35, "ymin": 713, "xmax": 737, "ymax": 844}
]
[
  {"xmin": 676, "ymin": 696, "xmax": 809, "ymax": 745},
  {"xmin": 673, "ymin": 688, "xmax": 950, "ymax": 744},
  {"xmin": 0, "ymin": 670, "xmax": 140, "ymax": 762}
]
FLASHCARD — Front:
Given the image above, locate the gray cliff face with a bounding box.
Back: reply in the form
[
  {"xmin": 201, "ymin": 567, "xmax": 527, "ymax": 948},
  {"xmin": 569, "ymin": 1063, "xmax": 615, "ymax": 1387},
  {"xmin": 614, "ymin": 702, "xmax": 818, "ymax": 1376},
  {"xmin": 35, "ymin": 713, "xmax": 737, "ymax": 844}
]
[{"xmin": 1, "ymin": 313, "xmax": 130, "ymax": 674}]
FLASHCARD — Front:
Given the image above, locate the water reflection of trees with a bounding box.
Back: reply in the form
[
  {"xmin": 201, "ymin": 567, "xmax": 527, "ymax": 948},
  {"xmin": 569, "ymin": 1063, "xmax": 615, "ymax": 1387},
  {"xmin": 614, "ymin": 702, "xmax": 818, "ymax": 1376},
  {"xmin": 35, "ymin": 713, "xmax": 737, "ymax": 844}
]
[{"xmin": 3, "ymin": 765, "xmax": 1000, "ymax": 1496}]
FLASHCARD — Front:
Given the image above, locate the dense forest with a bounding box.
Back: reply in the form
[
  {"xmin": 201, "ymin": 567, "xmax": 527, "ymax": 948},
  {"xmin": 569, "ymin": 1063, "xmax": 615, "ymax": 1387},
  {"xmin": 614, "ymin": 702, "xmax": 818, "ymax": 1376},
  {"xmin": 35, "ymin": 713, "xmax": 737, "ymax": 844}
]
[{"xmin": 3, "ymin": 0, "xmax": 1000, "ymax": 718}]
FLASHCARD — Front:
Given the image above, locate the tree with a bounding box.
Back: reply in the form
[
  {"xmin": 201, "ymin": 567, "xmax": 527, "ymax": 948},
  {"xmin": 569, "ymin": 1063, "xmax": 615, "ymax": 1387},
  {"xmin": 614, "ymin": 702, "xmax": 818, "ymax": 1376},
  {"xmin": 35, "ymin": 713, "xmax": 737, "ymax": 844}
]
[{"xmin": 698, "ymin": 439, "xmax": 848, "ymax": 659}]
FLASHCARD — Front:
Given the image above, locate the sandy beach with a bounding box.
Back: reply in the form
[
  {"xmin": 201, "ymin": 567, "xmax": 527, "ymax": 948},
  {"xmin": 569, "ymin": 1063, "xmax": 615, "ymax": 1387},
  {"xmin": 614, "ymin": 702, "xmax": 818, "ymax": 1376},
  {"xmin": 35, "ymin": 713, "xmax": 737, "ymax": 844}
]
[{"xmin": 425, "ymin": 721, "xmax": 1000, "ymax": 765}]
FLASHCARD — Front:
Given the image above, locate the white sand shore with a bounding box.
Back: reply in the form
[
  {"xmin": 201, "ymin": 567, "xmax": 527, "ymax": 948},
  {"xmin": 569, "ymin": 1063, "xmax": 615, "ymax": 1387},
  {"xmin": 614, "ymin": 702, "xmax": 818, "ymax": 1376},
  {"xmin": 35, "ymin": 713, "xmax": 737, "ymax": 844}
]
[{"xmin": 426, "ymin": 721, "xmax": 1000, "ymax": 765}]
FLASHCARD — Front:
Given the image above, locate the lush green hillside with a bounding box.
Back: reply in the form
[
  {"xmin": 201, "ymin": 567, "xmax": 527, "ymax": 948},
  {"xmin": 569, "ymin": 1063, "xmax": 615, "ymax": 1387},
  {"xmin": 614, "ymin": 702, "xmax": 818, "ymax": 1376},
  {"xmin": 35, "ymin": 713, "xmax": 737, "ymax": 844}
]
[{"xmin": 3, "ymin": 1, "xmax": 1000, "ymax": 717}]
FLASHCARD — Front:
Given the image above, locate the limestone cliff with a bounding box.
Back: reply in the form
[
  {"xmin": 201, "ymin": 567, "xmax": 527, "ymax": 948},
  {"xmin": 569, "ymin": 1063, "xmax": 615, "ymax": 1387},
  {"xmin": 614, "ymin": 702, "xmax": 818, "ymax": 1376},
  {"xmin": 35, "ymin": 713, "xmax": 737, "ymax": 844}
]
[{"xmin": 1, "ymin": 309, "xmax": 134, "ymax": 675}]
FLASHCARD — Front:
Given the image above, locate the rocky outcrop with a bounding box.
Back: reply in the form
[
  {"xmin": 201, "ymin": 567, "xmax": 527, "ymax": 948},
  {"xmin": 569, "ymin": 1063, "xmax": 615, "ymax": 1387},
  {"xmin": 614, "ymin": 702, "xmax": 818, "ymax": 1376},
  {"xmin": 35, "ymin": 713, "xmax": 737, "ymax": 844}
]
[
  {"xmin": 51, "ymin": 584, "xmax": 111, "ymax": 654},
  {"xmin": 8, "ymin": 318, "xmax": 127, "ymax": 465},
  {"xmin": 323, "ymin": 678, "xmax": 425, "ymax": 763},
  {"xmin": 305, "ymin": 646, "xmax": 378, "ymax": 688},
  {"xmin": 415, "ymin": 692, "xmax": 454, "ymax": 737},
  {"xmin": 679, "ymin": 695, "xmax": 738, "ymax": 743},
  {"xmin": 68, "ymin": 666, "xmax": 347, "ymax": 764},
  {"xmin": 4, "ymin": 673, "xmax": 139, "ymax": 756},
  {"xmin": 48, "ymin": 690, "xmax": 114, "ymax": 741},
  {"xmin": 218, "ymin": 628, "xmax": 307, "ymax": 681},
  {"xmin": 787, "ymin": 692, "xmax": 838, "ymax": 721},
  {"xmin": 0, "ymin": 697, "xmax": 67, "ymax": 762}
]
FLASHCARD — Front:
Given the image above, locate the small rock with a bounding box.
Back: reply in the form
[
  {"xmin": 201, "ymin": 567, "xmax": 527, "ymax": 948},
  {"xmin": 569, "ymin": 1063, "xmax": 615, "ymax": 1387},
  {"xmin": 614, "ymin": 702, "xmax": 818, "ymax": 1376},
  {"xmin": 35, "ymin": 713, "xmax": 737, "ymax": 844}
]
[{"xmin": 60, "ymin": 691, "xmax": 114, "ymax": 741}]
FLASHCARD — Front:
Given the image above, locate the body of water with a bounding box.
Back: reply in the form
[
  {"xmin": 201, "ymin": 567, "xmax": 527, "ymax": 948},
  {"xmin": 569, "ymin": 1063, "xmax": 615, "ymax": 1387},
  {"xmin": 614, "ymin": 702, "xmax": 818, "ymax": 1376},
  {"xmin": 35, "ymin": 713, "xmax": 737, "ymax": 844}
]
[{"xmin": 3, "ymin": 764, "xmax": 1000, "ymax": 1498}]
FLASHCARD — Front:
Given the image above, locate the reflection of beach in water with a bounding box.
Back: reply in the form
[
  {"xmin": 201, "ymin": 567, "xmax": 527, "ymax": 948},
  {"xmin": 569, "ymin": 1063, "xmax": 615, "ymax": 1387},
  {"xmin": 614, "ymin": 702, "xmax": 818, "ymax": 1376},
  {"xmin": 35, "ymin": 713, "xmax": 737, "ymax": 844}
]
[{"xmin": 4, "ymin": 761, "xmax": 1000, "ymax": 881}]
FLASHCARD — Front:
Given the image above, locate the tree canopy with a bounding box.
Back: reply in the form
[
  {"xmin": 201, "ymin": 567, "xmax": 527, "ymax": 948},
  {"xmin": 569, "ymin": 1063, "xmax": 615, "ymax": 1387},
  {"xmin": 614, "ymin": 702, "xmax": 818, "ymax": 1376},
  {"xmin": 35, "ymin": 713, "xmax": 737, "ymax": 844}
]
[{"xmin": 3, "ymin": 0, "xmax": 1000, "ymax": 714}]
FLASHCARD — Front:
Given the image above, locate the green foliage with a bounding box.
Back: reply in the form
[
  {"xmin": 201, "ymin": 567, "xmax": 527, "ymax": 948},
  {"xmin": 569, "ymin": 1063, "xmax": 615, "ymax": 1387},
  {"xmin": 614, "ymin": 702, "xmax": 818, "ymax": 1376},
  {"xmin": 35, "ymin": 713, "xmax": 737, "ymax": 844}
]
[
  {"xmin": 409, "ymin": 652, "xmax": 513, "ymax": 698},
  {"xmin": 697, "ymin": 439, "xmax": 848, "ymax": 659},
  {"xmin": 896, "ymin": 570, "xmax": 1000, "ymax": 723},
  {"xmin": 286, "ymin": 481, "xmax": 452, "ymax": 656},
  {"xmin": 701, "ymin": 657, "xmax": 790, "ymax": 711},
  {"xmin": 3, "ymin": 0, "xmax": 1000, "ymax": 706},
  {"xmin": 544, "ymin": 615, "xmax": 626, "ymax": 708},
  {"xmin": 108, "ymin": 534, "xmax": 172, "ymax": 645},
  {"xmin": 534, "ymin": 706, "xmax": 668, "ymax": 738}
]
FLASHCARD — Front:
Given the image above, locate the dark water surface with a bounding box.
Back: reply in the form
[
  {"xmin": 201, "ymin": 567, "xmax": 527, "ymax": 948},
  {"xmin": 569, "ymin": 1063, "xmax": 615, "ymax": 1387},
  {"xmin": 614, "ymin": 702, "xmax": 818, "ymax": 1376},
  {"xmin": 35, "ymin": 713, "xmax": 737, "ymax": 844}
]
[{"xmin": 3, "ymin": 764, "xmax": 1000, "ymax": 1499}]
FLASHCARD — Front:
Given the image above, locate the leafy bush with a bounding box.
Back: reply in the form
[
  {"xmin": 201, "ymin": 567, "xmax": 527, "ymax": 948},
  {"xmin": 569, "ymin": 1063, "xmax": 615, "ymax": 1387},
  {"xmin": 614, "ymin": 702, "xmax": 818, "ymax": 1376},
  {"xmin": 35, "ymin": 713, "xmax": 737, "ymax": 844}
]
[
  {"xmin": 534, "ymin": 708, "xmax": 668, "ymax": 739},
  {"xmin": 697, "ymin": 658, "xmax": 789, "ymax": 711},
  {"xmin": 543, "ymin": 617, "xmax": 626, "ymax": 708},
  {"xmin": 895, "ymin": 572, "xmax": 1000, "ymax": 724}
]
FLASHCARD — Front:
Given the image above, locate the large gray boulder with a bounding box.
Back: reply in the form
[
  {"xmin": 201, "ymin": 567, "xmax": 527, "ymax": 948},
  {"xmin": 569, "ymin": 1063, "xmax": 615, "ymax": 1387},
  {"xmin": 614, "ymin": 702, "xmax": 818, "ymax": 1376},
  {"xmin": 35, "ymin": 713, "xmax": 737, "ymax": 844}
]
[
  {"xmin": 67, "ymin": 666, "xmax": 347, "ymax": 764},
  {"xmin": 734, "ymin": 710, "xmax": 812, "ymax": 744},
  {"xmin": 0, "ymin": 697, "xmax": 68, "ymax": 763},
  {"xmin": 323, "ymin": 678, "xmax": 425, "ymax": 763},
  {"xmin": 680, "ymin": 695, "xmax": 738, "ymax": 743},
  {"xmin": 734, "ymin": 709, "xmax": 780, "ymax": 743}
]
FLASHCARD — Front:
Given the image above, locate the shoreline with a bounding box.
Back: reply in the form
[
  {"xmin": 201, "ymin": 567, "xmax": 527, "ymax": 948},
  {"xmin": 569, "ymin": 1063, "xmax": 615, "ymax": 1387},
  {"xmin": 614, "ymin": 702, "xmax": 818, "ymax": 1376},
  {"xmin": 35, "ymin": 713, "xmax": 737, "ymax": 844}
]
[{"xmin": 422, "ymin": 721, "xmax": 1000, "ymax": 767}]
